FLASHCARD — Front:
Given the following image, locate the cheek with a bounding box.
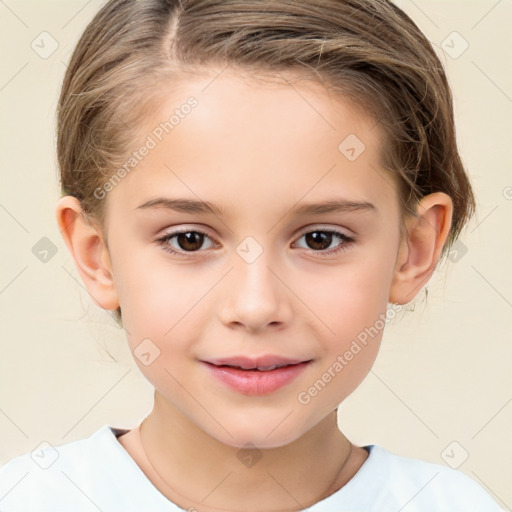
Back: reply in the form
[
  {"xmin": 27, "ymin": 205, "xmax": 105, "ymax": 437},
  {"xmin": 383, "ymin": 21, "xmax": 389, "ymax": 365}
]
[
  {"xmin": 112, "ymin": 250, "xmax": 184, "ymax": 336},
  {"xmin": 297, "ymin": 268, "xmax": 388, "ymax": 409},
  {"xmin": 297, "ymin": 255, "xmax": 393, "ymax": 341},
  {"xmin": 114, "ymin": 252, "xmax": 218, "ymax": 354},
  {"xmin": 293, "ymin": 252, "xmax": 393, "ymax": 399}
]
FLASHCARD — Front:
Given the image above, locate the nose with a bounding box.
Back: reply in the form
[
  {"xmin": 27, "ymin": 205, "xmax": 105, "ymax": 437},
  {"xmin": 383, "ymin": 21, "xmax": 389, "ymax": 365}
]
[{"xmin": 217, "ymin": 251, "xmax": 293, "ymax": 333}]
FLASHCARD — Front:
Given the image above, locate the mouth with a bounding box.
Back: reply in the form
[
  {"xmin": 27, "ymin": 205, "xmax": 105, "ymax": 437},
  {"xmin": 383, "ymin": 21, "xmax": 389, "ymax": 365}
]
[
  {"xmin": 203, "ymin": 355, "xmax": 312, "ymax": 371},
  {"xmin": 206, "ymin": 362, "xmax": 307, "ymax": 371},
  {"xmin": 200, "ymin": 356, "xmax": 313, "ymax": 396}
]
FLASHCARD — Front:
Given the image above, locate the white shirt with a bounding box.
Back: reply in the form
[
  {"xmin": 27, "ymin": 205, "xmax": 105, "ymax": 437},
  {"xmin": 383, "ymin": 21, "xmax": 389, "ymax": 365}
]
[{"xmin": 0, "ymin": 425, "xmax": 504, "ymax": 511}]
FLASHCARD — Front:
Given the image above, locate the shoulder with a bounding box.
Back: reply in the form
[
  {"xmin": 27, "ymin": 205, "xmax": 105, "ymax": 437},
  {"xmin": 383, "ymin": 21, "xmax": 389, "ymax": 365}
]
[
  {"xmin": 0, "ymin": 425, "xmax": 132, "ymax": 512},
  {"xmin": 367, "ymin": 445, "xmax": 504, "ymax": 511}
]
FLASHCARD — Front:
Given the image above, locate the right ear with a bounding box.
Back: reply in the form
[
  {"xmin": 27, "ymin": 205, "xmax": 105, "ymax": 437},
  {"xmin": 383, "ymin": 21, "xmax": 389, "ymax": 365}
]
[{"xmin": 55, "ymin": 196, "xmax": 119, "ymax": 311}]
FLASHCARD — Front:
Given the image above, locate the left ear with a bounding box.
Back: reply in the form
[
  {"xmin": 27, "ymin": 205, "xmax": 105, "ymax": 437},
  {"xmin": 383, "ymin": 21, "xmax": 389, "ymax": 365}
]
[{"xmin": 389, "ymin": 192, "xmax": 453, "ymax": 305}]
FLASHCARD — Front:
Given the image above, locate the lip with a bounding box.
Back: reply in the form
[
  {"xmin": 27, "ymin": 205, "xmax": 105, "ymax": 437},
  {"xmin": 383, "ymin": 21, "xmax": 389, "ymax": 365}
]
[{"xmin": 201, "ymin": 355, "xmax": 313, "ymax": 396}]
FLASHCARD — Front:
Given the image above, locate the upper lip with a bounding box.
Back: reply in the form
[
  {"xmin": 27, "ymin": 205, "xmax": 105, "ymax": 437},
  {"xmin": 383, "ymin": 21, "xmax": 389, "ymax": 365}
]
[{"xmin": 203, "ymin": 355, "xmax": 312, "ymax": 371}]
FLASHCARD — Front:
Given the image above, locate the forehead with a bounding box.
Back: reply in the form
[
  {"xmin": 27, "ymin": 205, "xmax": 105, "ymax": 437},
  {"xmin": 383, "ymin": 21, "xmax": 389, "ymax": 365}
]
[{"xmin": 108, "ymin": 69, "xmax": 398, "ymax": 220}]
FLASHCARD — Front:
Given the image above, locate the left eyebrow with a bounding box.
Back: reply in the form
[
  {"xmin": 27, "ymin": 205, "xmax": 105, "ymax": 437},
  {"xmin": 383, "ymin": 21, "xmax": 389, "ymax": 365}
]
[
  {"xmin": 291, "ymin": 199, "xmax": 377, "ymax": 216},
  {"xmin": 135, "ymin": 197, "xmax": 377, "ymax": 216}
]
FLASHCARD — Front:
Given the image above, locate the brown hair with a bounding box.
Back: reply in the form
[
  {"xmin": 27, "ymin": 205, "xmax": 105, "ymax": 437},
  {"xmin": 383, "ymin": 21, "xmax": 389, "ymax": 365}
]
[{"xmin": 57, "ymin": 0, "xmax": 476, "ymax": 326}]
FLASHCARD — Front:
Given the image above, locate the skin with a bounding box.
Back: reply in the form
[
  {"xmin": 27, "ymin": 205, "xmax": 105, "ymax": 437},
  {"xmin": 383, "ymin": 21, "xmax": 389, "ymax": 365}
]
[{"xmin": 56, "ymin": 69, "xmax": 453, "ymax": 512}]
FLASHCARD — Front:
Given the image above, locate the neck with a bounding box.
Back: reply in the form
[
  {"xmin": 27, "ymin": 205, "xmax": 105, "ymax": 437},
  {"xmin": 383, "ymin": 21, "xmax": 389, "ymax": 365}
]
[{"xmin": 133, "ymin": 391, "xmax": 364, "ymax": 512}]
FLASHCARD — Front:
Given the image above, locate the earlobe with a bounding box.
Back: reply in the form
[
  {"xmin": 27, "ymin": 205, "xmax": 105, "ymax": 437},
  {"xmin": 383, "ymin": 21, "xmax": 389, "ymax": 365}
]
[
  {"xmin": 56, "ymin": 196, "xmax": 120, "ymax": 311},
  {"xmin": 388, "ymin": 192, "xmax": 453, "ymax": 305}
]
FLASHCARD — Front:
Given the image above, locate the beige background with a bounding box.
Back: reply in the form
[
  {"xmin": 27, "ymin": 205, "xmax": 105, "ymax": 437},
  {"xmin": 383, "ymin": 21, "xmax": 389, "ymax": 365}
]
[{"xmin": 1, "ymin": 0, "xmax": 511, "ymax": 508}]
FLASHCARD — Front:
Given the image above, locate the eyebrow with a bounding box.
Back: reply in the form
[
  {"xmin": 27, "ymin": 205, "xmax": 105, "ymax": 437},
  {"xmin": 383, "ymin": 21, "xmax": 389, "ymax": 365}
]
[{"xmin": 135, "ymin": 197, "xmax": 377, "ymax": 216}]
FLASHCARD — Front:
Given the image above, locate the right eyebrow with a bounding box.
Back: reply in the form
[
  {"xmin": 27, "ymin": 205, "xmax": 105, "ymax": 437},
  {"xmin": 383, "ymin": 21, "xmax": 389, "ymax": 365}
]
[{"xmin": 135, "ymin": 198, "xmax": 225, "ymax": 216}]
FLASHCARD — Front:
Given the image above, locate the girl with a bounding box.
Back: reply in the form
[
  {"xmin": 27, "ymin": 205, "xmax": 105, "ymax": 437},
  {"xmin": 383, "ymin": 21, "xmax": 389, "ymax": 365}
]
[{"xmin": 0, "ymin": 0, "xmax": 505, "ymax": 510}]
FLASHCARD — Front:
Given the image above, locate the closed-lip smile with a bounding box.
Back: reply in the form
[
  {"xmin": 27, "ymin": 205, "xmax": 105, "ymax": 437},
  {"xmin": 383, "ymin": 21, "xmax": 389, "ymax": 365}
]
[{"xmin": 200, "ymin": 355, "xmax": 313, "ymax": 395}]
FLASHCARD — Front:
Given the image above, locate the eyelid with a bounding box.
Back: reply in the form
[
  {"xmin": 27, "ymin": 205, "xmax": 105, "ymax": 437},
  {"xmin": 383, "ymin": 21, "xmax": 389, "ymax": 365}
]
[
  {"xmin": 295, "ymin": 224, "xmax": 354, "ymax": 238},
  {"xmin": 157, "ymin": 224, "xmax": 215, "ymax": 240}
]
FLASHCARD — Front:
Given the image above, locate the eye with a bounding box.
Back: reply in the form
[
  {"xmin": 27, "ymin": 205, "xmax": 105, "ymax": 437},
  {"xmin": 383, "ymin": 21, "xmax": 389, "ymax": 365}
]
[
  {"xmin": 293, "ymin": 228, "xmax": 355, "ymax": 256},
  {"xmin": 156, "ymin": 228, "xmax": 215, "ymax": 256},
  {"xmin": 156, "ymin": 227, "xmax": 355, "ymax": 258}
]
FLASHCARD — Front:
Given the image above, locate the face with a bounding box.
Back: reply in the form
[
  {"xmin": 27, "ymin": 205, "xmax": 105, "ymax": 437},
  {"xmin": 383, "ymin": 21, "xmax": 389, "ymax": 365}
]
[{"xmin": 103, "ymin": 69, "xmax": 403, "ymax": 448}]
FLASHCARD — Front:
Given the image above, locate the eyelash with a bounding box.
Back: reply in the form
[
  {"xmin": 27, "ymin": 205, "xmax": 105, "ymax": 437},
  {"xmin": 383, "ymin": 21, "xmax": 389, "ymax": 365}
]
[{"xmin": 156, "ymin": 227, "xmax": 355, "ymax": 258}]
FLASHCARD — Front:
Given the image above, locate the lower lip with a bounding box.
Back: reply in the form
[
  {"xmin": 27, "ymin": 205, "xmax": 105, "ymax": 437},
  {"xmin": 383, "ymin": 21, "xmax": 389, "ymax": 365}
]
[{"xmin": 201, "ymin": 361, "xmax": 311, "ymax": 396}]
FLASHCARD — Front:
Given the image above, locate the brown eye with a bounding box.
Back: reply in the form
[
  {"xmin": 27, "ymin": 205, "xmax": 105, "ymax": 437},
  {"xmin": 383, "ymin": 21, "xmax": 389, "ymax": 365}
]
[
  {"xmin": 294, "ymin": 229, "xmax": 355, "ymax": 256},
  {"xmin": 175, "ymin": 232, "xmax": 205, "ymax": 251},
  {"xmin": 157, "ymin": 229, "xmax": 215, "ymax": 256},
  {"xmin": 304, "ymin": 231, "xmax": 333, "ymax": 251}
]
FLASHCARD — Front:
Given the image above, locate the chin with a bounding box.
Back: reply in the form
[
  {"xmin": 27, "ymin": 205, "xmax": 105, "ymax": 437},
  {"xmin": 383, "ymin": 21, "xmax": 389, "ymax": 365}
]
[{"xmin": 204, "ymin": 412, "xmax": 308, "ymax": 450}]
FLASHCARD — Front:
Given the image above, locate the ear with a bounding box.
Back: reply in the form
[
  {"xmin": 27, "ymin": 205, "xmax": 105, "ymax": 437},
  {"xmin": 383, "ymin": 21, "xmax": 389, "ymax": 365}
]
[
  {"xmin": 389, "ymin": 192, "xmax": 453, "ymax": 305},
  {"xmin": 56, "ymin": 196, "xmax": 119, "ymax": 311}
]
